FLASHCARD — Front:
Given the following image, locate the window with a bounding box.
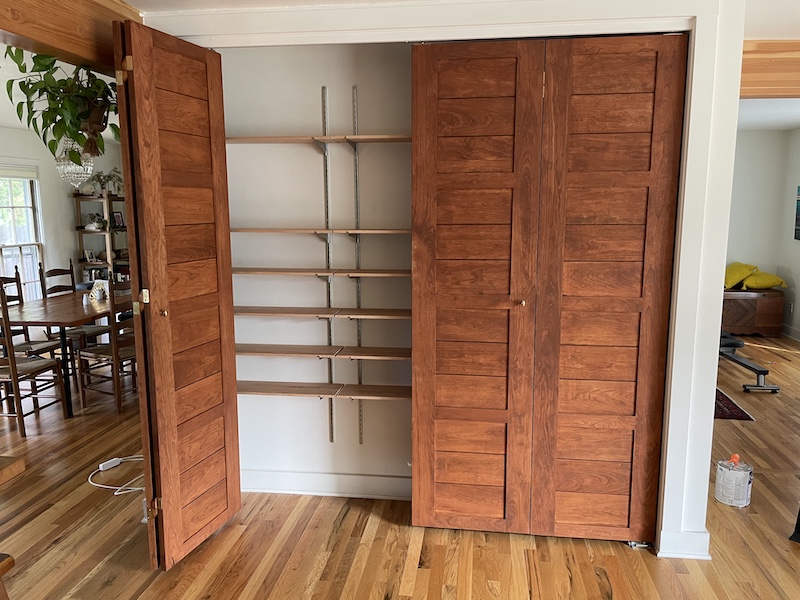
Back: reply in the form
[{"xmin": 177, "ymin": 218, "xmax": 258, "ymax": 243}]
[{"xmin": 0, "ymin": 167, "xmax": 44, "ymax": 300}]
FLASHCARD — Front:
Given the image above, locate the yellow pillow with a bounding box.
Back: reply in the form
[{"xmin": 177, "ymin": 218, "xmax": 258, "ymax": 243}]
[
  {"xmin": 725, "ymin": 262, "xmax": 759, "ymax": 289},
  {"xmin": 741, "ymin": 272, "xmax": 787, "ymax": 290}
]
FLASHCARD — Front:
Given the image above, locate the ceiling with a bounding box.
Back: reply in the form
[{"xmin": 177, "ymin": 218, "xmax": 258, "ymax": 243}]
[{"xmin": 128, "ymin": 0, "xmax": 800, "ymax": 38}]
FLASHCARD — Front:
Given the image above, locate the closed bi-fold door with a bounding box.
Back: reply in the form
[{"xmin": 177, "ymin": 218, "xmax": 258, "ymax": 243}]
[{"xmin": 412, "ymin": 33, "xmax": 687, "ymax": 542}]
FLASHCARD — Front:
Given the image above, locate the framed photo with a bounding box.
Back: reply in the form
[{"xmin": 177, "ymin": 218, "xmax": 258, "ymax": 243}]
[
  {"xmin": 84, "ymin": 249, "xmax": 96, "ymax": 263},
  {"xmin": 112, "ymin": 211, "xmax": 125, "ymax": 228}
]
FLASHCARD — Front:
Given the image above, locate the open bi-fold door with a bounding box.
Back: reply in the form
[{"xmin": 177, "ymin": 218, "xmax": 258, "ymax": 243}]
[{"xmin": 113, "ymin": 21, "xmax": 240, "ymax": 569}]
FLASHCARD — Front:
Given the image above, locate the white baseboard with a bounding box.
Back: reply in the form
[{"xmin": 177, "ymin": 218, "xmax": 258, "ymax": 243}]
[
  {"xmin": 241, "ymin": 469, "xmax": 412, "ymax": 501},
  {"xmin": 656, "ymin": 529, "xmax": 711, "ymax": 560},
  {"xmin": 781, "ymin": 324, "xmax": 800, "ymax": 341}
]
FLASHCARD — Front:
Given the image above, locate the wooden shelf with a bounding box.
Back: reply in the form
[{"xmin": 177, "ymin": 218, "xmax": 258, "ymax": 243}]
[
  {"xmin": 237, "ymin": 381, "xmax": 341, "ymax": 398},
  {"xmin": 234, "ymin": 306, "xmax": 411, "ymax": 320},
  {"xmin": 237, "ymin": 380, "xmax": 411, "ymax": 400},
  {"xmin": 74, "ymin": 194, "xmax": 124, "ymax": 202},
  {"xmin": 230, "ymin": 228, "xmax": 410, "ymax": 235},
  {"xmin": 232, "ymin": 267, "xmax": 410, "ymax": 278},
  {"xmin": 226, "ymin": 134, "xmax": 410, "ymax": 145},
  {"xmin": 235, "ymin": 344, "xmax": 410, "ymax": 360}
]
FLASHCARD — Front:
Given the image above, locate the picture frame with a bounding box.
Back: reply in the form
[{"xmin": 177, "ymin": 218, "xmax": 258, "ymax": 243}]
[
  {"xmin": 112, "ymin": 211, "xmax": 125, "ymax": 228},
  {"xmin": 84, "ymin": 249, "xmax": 96, "ymax": 263}
]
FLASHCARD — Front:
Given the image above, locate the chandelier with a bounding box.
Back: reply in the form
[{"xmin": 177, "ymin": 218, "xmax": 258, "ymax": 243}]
[{"xmin": 55, "ymin": 139, "xmax": 94, "ymax": 187}]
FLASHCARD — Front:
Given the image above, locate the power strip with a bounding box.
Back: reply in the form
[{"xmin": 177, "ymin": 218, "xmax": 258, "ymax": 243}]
[{"xmin": 99, "ymin": 457, "xmax": 122, "ymax": 471}]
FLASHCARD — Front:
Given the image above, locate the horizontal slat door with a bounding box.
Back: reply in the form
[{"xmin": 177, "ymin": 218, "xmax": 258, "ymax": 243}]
[
  {"xmin": 533, "ymin": 34, "xmax": 687, "ymax": 542},
  {"xmin": 412, "ymin": 40, "xmax": 543, "ymax": 533}
]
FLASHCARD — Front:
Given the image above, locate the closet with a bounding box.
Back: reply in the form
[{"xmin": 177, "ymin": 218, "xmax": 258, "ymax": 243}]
[{"xmin": 412, "ymin": 34, "xmax": 687, "ymax": 542}]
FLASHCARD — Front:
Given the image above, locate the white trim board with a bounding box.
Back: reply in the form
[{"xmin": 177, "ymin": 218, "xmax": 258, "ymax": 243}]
[
  {"xmin": 148, "ymin": 0, "xmax": 747, "ymax": 559},
  {"xmin": 241, "ymin": 469, "xmax": 412, "ymax": 501}
]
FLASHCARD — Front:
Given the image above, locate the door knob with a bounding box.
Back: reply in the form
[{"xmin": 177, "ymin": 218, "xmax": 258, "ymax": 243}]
[
  {"xmin": 519, "ymin": 300, "xmax": 526, "ymax": 307},
  {"xmin": 160, "ymin": 310, "xmax": 169, "ymax": 317}
]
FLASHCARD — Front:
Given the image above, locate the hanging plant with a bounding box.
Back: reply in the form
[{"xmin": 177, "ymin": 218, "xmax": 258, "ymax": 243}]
[{"xmin": 2, "ymin": 46, "xmax": 120, "ymax": 164}]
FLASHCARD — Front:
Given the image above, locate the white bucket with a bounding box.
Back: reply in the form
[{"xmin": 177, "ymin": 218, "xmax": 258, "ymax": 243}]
[{"xmin": 715, "ymin": 454, "xmax": 753, "ymax": 508}]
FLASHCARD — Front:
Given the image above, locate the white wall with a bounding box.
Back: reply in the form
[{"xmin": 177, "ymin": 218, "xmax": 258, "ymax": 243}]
[
  {"xmin": 223, "ymin": 44, "xmax": 413, "ymax": 498},
  {"xmin": 0, "ymin": 125, "xmax": 121, "ymax": 283},
  {"xmin": 727, "ymin": 130, "xmax": 788, "ymax": 273},
  {"xmin": 777, "ymin": 128, "xmax": 800, "ymax": 337},
  {"xmin": 144, "ymin": 0, "xmax": 748, "ymax": 558}
]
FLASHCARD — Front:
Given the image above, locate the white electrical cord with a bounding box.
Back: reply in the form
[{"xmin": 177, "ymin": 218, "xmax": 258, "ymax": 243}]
[{"xmin": 87, "ymin": 454, "xmax": 145, "ymax": 496}]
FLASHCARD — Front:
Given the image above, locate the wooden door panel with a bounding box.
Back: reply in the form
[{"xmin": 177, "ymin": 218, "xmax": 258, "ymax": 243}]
[
  {"xmin": 436, "ymin": 225, "xmax": 511, "ymax": 259},
  {"xmin": 560, "ymin": 311, "xmax": 640, "ymax": 347},
  {"xmin": 116, "ymin": 21, "xmax": 239, "ymax": 569},
  {"xmin": 437, "ymin": 98, "xmax": 516, "ymax": 136},
  {"xmin": 435, "ymin": 260, "xmax": 511, "ymax": 294},
  {"xmin": 414, "ymin": 39, "xmax": 542, "ymax": 533},
  {"xmin": 555, "ymin": 492, "xmax": 630, "ymax": 527},
  {"xmin": 437, "ymin": 136, "xmax": 515, "ymax": 173},
  {"xmin": 533, "ymin": 34, "xmax": 687, "ymax": 543},
  {"xmin": 563, "ymin": 225, "xmax": 646, "ymax": 261},
  {"xmin": 558, "ymin": 380, "xmax": 636, "ymax": 415},
  {"xmin": 164, "ymin": 188, "xmax": 215, "ymax": 225},
  {"xmin": 435, "ymin": 483, "xmax": 505, "ymax": 518},
  {"xmin": 565, "ymin": 188, "xmax": 648, "ymax": 225},
  {"xmin": 568, "ymin": 133, "xmax": 652, "ymax": 172},
  {"xmin": 569, "ymin": 94, "xmax": 654, "ymax": 134},
  {"xmin": 173, "ymin": 340, "xmax": 223, "ymax": 389},
  {"xmin": 436, "ymin": 189, "xmax": 512, "ymax": 224},
  {"xmin": 436, "ymin": 341, "xmax": 508, "ymax": 377},
  {"xmin": 437, "ymin": 58, "xmax": 517, "ymax": 97},
  {"xmin": 435, "ymin": 452, "xmax": 506, "ymax": 486},
  {"xmin": 435, "ymin": 375, "xmax": 507, "ymax": 409},
  {"xmin": 434, "ymin": 420, "xmax": 507, "ymax": 454},
  {"xmin": 155, "ymin": 90, "xmax": 210, "ymax": 136},
  {"xmin": 562, "ymin": 262, "xmax": 643, "ymax": 298},
  {"xmin": 555, "ymin": 459, "xmax": 632, "ymax": 495},
  {"xmin": 159, "ymin": 131, "xmax": 212, "ymax": 173},
  {"xmin": 571, "ymin": 53, "xmax": 657, "ymax": 94},
  {"xmin": 168, "ymin": 260, "xmax": 219, "ymax": 301},
  {"xmin": 436, "ymin": 309, "xmax": 509, "ymax": 342}
]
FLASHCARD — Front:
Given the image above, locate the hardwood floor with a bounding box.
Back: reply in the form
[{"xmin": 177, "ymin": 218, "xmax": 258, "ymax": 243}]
[{"xmin": 1, "ymin": 338, "xmax": 799, "ymax": 599}]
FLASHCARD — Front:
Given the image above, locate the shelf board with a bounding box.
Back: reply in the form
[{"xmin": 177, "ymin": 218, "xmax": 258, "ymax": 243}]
[
  {"xmin": 230, "ymin": 228, "xmax": 410, "ymax": 235},
  {"xmin": 232, "ymin": 267, "xmax": 337, "ymax": 277},
  {"xmin": 236, "ymin": 344, "xmax": 341, "ymax": 358},
  {"xmin": 234, "ymin": 306, "xmax": 340, "ymax": 318},
  {"xmin": 235, "ymin": 344, "xmax": 410, "ymax": 360},
  {"xmin": 237, "ymin": 380, "xmax": 342, "ymax": 398},
  {"xmin": 233, "ymin": 306, "xmax": 411, "ymax": 320},
  {"xmin": 339, "ymin": 384, "xmax": 411, "ymax": 400},
  {"xmin": 339, "ymin": 346, "xmax": 411, "ymax": 360},
  {"xmin": 226, "ymin": 134, "xmax": 411, "ymax": 145},
  {"xmin": 232, "ymin": 267, "xmax": 410, "ymax": 278},
  {"xmin": 76, "ymin": 228, "xmax": 109, "ymax": 234},
  {"xmin": 236, "ymin": 380, "xmax": 411, "ymax": 400},
  {"xmin": 336, "ymin": 308, "xmax": 411, "ymax": 320}
]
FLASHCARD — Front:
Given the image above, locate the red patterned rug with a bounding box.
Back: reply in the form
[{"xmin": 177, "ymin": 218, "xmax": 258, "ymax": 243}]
[{"xmin": 715, "ymin": 389, "xmax": 754, "ymax": 421}]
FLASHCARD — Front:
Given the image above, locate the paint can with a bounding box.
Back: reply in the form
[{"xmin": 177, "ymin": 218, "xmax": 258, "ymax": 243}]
[{"xmin": 714, "ymin": 453, "xmax": 753, "ymax": 508}]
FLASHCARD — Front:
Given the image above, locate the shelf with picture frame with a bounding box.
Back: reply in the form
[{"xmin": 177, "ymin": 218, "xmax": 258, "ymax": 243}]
[{"xmin": 72, "ymin": 191, "xmax": 130, "ymax": 282}]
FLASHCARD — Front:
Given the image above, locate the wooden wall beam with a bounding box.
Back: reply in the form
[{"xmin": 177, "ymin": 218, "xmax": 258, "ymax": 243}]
[
  {"xmin": 741, "ymin": 40, "xmax": 800, "ymax": 98},
  {"xmin": 0, "ymin": 0, "xmax": 142, "ymax": 74}
]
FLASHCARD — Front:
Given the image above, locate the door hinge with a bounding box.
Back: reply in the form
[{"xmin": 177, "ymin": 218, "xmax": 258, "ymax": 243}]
[
  {"xmin": 139, "ymin": 289, "xmax": 150, "ymax": 304},
  {"xmin": 116, "ymin": 56, "xmax": 134, "ymax": 86},
  {"xmin": 146, "ymin": 497, "xmax": 162, "ymax": 519}
]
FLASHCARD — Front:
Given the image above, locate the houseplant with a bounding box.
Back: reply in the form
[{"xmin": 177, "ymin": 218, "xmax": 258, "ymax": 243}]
[
  {"xmin": 3, "ymin": 46, "xmax": 120, "ymax": 164},
  {"xmin": 85, "ymin": 168, "xmax": 124, "ymax": 196}
]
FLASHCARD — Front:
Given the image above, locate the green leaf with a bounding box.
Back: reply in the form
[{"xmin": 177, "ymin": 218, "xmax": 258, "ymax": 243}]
[
  {"xmin": 110, "ymin": 123, "xmax": 120, "ymax": 141},
  {"xmin": 47, "ymin": 138, "xmax": 57, "ymax": 156},
  {"xmin": 68, "ymin": 148, "xmax": 82, "ymax": 165},
  {"xmin": 16, "ymin": 102, "xmax": 23, "ymax": 121},
  {"xmin": 95, "ymin": 134, "xmax": 105, "ymax": 154},
  {"xmin": 53, "ymin": 118, "xmax": 66, "ymax": 140},
  {"xmin": 6, "ymin": 79, "xmax": 13, "ymax": 102}
]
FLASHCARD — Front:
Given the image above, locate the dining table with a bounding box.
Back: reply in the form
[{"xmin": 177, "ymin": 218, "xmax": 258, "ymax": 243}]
[{"xmin": 5, "ymin": 291, "xmax": 112, "ymax": 418}]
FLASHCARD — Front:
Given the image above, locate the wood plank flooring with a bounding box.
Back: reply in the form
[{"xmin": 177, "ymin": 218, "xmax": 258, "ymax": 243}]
[{"xmin": 1, "ymin": 337, "xmax": 799, "ymax": 599}]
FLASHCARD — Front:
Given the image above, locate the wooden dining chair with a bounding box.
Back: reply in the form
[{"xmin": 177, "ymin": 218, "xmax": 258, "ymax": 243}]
[
  {"xmin": 0, "ymin": 288, "xmax": 67, "ymax": 438},
  {"xmin": 0, "ymin": 266, "xmax": 60, "ymax": 358},
  {"xmin": 76, "ymin": 280, "xmax": 136, "ymax": 413},
  {"xmin": 38, "ymin": 261, "xmax": 110, "ymax": 375}
]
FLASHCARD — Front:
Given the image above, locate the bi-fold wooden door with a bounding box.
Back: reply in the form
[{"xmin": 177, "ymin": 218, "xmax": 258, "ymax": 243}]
[
  {"xmin": 412, "ymin": 34, "xmax": 687, "ymax": 542},
  {"xmin": 114, "ymin": 21, "xmax": 240, "ymax": 569}
]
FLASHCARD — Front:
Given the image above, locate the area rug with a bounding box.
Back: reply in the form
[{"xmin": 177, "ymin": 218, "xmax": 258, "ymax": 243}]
[{"xmin": 715, "ymin": 389, "xmax": 754, "ymax": 421}]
